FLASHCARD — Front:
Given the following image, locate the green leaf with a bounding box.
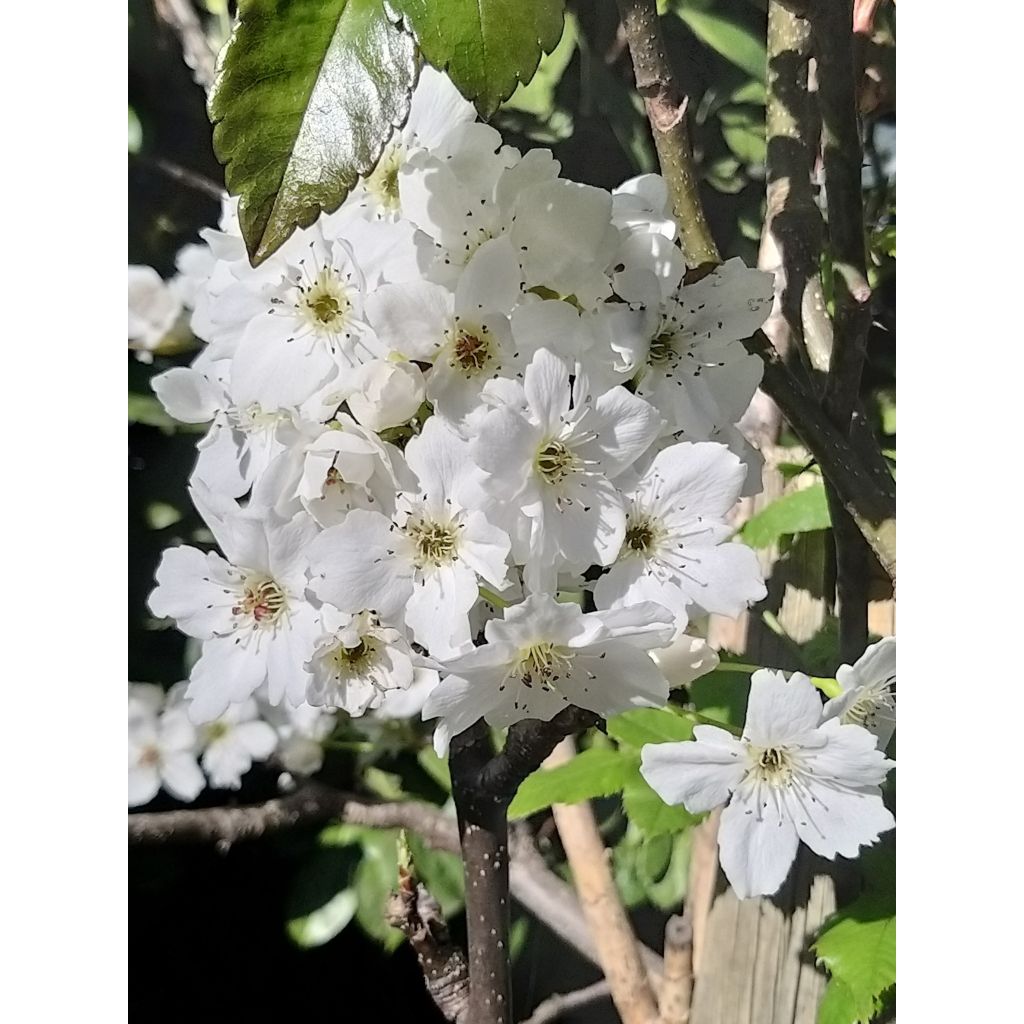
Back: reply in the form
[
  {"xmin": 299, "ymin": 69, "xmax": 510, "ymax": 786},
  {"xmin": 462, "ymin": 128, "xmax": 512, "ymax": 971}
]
[
  {"xmin": 814, "ymin": 849, "xmax": 896, "ymax": 1024},
  {"xmin": 675, "ymin": 6, "xmax": 766, "ymax": 81},
  {"xmin": 622, "ymin": 774, "xmax": 699, "ymax": 837},
  {"xmin": 502, "ymin": 10, "xmax": 577, "ymax": 118},
  {"xmin": 394, "ymin": 0, "xmax": 566, "ymax": 118},
  {"xmin": 210, "ymin": 0, "xmax": 416, "ymax": 264},
  {"xmin": 407, "ymin": 835, "xmax": 464, "ymax": 919},
  {"xmin": 285, "ymin": 846, "xmax": 360, "ymax": 947},
  {"xmin": 508, "ymin": 747, "xmax": 634, "ymax": 819},
  {"xmin": 739, "ymin": 484, "xmax": 831, "ymax": 548},
  {"xmin": 129, "ymin": 393, "xmax": 177, "ymax": 432},
  {"xmin": 607, "ymin": 707, "xmax": 694, "ymax": 749},
  {"xmin": 718, "ymin": 107, "xmax": 766, "ymax": 166},
  {"xmin": 689, "ymin": 668, "xmax": 752, "ymax": 730}
]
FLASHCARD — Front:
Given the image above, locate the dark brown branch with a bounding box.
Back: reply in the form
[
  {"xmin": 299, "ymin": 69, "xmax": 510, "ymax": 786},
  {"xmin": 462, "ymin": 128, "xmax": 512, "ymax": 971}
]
[
  {"xmin": 745, "ymin": 330, "xmax": 895, "ymax": 583},
  {"xmin": 450, "ymin": 723, "xmax": 513, "ymax": 1024},
  {"xmin": 128, "ymin": 780, "xmax": 460, "ymax": 851},
  {"xmin": 615, "ymin": 0, "xmax": 720, "ymax": 269},
  {"xmin": 520, "ymin": 979, "xmax": 613, "ymax": 1024},
  {"xmin": 153, "ymin": 0, "xmax": 218, "ymax": 92},
  {"xmin": 812, "ymin": 0, "xmax": 876, "ymax": 657},
  {"xmin": 477, "ymin": 707, "xmax": 600, "ymax": 800},
  {"xmin": 387, "ymin": 864, "xmax": 470, "ymax": 1022}
]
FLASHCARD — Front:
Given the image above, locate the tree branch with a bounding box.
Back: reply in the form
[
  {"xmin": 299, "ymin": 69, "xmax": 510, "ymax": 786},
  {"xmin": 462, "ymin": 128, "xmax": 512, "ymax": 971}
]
[
  {"xmin": 478, "ymin": 707, "xmax": 600, "ymax": 800},
  {"xmin": 744, "ymin": 330, "xmax": 895, "ymax": 583},
  {"xmin": 615, "ymin": 0, "xmax": 719, "ymax": 269},
  {"xmin": 127, "ymin": 780, "xmax": 459, "ymax": 851},
  {"xmin": 520, "ymin": 979, "xmax": 613, "ymax": 1024},
  {"xmin": 153, "ymin": 0, "xmax": 218, "ymax": 92},
  {"xmin": 761, "ymin": 0, "xmax": 832, "ymax": 374},
  {"xmin": 450, "ymin": 722, "xmax": 513, "ymax": 1024},
  {"xmin": 549, "ymin": 739, "xmax": 660, "ymax": 1024}
]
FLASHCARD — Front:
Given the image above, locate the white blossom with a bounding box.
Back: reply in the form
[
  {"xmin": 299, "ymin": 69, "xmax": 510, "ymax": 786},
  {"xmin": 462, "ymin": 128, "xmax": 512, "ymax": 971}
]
[
  {"xmin": 424, "ymin": 593, "xmax": 675, "ymax": 752},
  {"xmin": 128, "ymin": 684, "xmax": 204, "ymax": 807},
  {"xmin": 129, "ymin": 265, "xmax": 184, "ymax": 361},
  {"xmin": 640, "ymin": 669, "xmax": 895, "ymax": 898},
  {"xmin": 823, "ymin": 637, "xmax": 896, "ymax": 749}
]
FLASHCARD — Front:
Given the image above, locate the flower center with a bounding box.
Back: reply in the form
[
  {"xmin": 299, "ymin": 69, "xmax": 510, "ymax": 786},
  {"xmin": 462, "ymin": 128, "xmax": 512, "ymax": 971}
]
[
  {"xmin": 649, "ymin": 332, "xmax": 677, "ymax": 366},
  {"xmin": 329, "ymin": 637, "xmax": 379, "ymax": 674},
  {"xmin": 139, "ymin": 745, "xmax": 160, "ymax": 767},
  {"xmin": 297, "ymin": 267, "xmax": 351, "ymax": 332},
  {"xmin": 406, "ymin": 519, "xmax": 459, "ymax": 567},
  {"xmin": 844, "ymin": 681, "xmax": 896, "ymax": 729},
  {"xmin": 452, "ymin": 328, "xmax": 493, "ymax": 374},
  {"xmin": 204, "ymin": 721, "xmax": 230, "ymax": 742},
  {"xmin": 535, "ymin": 440, "xmax": 576, "ymax": 486},
  {"xmin": 234, "ymin": 576, "xmax": 287, "ymax": 626},
  {"xmin": 365, "ymin": 143, "xmax": 404, "ymax": 211},
  {"xmin": 515, "ymin": 642, "xmax": 575, "ymax": 689},
  {"xmin": 624, "ymin": 516, "xmax": 660, "ymax": 555},
  {"xmin": 748, "ymin": 745, "xmax": 794, "ymax": 786}
]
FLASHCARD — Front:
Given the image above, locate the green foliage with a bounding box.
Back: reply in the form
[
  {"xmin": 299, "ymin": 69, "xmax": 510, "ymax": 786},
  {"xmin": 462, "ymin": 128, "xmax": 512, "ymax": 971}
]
[
  {"xmin": 739, "ymin": 484, "xmax": 832, "ymax": 548},
  {"xmin": 814, "ymin": 848, "xmax": 896, "ymax": 1024},
  {"xmin": 128, "ymin": 393, "xmax": 179, "ymax": 433},
  {"xmin": 508, "ymin": 746, "xmax": 635, "ymax": 818},
  {"xmin": 209, "ymin": 0, "xmax": 416, "ymax": 264},
  {"xmin": 606, "ymin": 706, "xmax": 694, "ymax": 747},
  {"xmin": 690, "ymin": 667, "xmax": 752, "ymax": 729},
  {"xmin": 285, "ymin": 845, "xmax": 360, "ymax": 947},
  {"xmin": 674, "ymin": 4, "xmax": 767, "ymax": 81},
  {"xmin": 394, "ymin": 0, "xmax": 565, "ymax": 119},
  {"xmin": 622, "ymin": 775, "xmax": 699, "ymax": 836}
]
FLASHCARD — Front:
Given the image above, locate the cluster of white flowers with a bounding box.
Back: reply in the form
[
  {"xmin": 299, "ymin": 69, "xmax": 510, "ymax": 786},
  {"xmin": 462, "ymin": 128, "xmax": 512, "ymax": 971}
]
[
  {"xmin": 131, "ymin": 69, "xmax": 896, "ymax": 898},
  {"xmin": 640, "ymin": 638, "xmax": 896, "ymax": 898},
  {"xmin": 128, "ymin": 681, "xmax": 340, "ymax": 806},
  {"xmin": 141, "ymin": 68, "xmax": 773, "ymax": 750}
]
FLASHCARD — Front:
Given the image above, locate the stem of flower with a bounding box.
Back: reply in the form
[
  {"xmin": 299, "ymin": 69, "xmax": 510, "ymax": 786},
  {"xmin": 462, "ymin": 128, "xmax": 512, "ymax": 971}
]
[
  {"xmin": 478, "ymin": 585, "xmax": 510, "ymax": 610},
  {"xmin": 678, "ymin": 710, "xmax": 742, "ymax": 737}
]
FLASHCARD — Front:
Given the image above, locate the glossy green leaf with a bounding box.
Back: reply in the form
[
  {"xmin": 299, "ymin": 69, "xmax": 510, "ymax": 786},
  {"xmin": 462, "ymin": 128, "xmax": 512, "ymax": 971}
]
[
  {"xmin": 503, "ymin": 10, "xmax": 577, "ymax": 118},
  {"xmin": 814, "ymin": 849, "xmax": 896, "ymax": 1024},
  {"xmin": 675, "ymin": 6, "xmax": 766, "ymax": 81},
  {"xmin": 210, "ymin": 0, "xmax": 416, "ymax": 264},
  {"xmin": 622, "ymin": 774, "xmax": 699, "ymax": 837},
  {"xmin": 508, "ymin": 747, "xmax": 634, "ymax": 818},
  {"xmin": 394, "ymin": 0, "xmax": 565, "ymax": 118},
  {"xmin": 719, "ymin": 107, "xmax": 766, "ymax": 166},
  {"xmin": 607, "ymin": 707, "xmax": 694, "ymax": 749},
  {"xmin": 739, "ymin": 483, "xmax": 831, "ymax": 548}
]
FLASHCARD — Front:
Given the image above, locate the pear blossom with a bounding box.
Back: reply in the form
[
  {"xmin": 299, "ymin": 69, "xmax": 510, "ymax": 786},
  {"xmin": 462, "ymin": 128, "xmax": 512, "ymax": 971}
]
[
  {"xmin": 594, "ymin": 441, "xmax": 766, "ymax": 625},
  {"xmin": 346, "ymin": 359, "xmax": 426, "ymax": 433},
  {"xmin": 640, "ymin": 669, "xmax": 895, "ymax": 898},
  {"xmin": 307, "ymin": 417, "xmax": 511, "ymax": 657},
  {"xmin": 617, "ymin": 259, "xmax": 773, "ymax": 440},
  {"xmin": 823, "ymin": 637, "xmax": 896, "ymax": 749},
  {"xmin": 128, "ymin": 685, "xmax": 204, "ymax": 807},
  {"xmin": 148, "ymin": 488, "xmax": 320, "ymax": 722},
  {"xmin": 305, "ymin": 605, "xmax": 438, "ymax": 714},
  {"xmin": 194, "ymin": 696, "xmax": 278, "ymax": 790},
  {"xmin": 129, "ymin": 265, "xmax": 184, "ymax": 361},
  {"xmin": 649, "ymin": 629, "xmax": 721, "ymax": 689},
  {"xmin": 471, "ymin": 348, "xmax": 663, "ymax": 591},
  {"xmin": 424, "ymin": 593, "xmax": 675, "ymax": 752},
  {"xmin": 261, "ymin": 700, "xmax": 337, "ymax": 776}
]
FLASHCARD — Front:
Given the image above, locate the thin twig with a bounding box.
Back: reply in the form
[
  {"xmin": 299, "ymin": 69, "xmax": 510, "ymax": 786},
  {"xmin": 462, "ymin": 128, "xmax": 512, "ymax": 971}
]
[
  {"xmin": 658, "ymin": 913, "xmax": 693, "ymax": 1024},
  {"xmin": 615, "ymin": 0, "xmax": 719, "ymax": 269},
  {"xmin": 549, "ymin": 739, "xmax": 660, "ymax": 1024},
  {"xmin": 520, "ymin": 979, "xmax": 614, "ymax": 1024},
  {"xmin": 130, "ymin": 154, "xmax": 225, "ymax": 200},
  {"xmin": 153, "ymin": 0, "xmax": 218, "ymax": 92}
]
